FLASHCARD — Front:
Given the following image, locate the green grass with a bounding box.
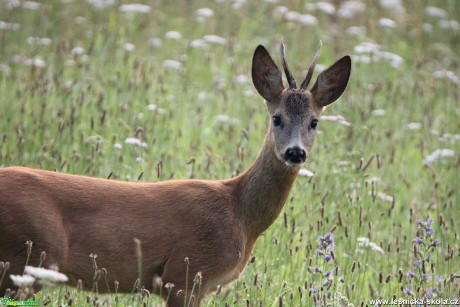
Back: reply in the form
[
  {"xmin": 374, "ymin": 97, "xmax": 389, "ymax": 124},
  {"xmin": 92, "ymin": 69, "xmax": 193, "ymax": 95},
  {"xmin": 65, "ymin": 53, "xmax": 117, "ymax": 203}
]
[{"xmin": 1, "ymin": 0, "xmax": 459, "ymax": 305}]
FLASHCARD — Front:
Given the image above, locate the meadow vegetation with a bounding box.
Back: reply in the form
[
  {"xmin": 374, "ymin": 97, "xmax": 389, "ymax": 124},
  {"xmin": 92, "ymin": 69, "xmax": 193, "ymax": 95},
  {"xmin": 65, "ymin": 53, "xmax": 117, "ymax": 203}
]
[{"xmin": 0, "ymin": 0, "xmax": 459, "ymax": 305}]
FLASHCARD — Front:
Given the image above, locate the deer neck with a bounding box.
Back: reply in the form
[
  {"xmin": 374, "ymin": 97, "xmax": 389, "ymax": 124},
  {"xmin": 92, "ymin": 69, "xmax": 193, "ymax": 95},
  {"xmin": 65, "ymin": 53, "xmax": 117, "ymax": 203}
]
[{"xmin": 231, "ymin": 129, "xmax": 300, "ymax": 239}]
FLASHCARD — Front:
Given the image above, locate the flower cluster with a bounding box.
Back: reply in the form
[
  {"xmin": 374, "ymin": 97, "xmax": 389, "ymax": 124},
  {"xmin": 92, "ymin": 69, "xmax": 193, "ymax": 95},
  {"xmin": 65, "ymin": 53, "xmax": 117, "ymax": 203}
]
[
  {"xmin": 309, "ymin": 232, "xmax": 339, "ymax": 304},
  {"xmin": 316, "ymin": 232, "xmax": 335, "ymax": 262},
  {"xmin": 404, "ymin": 217, "xmax": 439, "ymax": 298}
]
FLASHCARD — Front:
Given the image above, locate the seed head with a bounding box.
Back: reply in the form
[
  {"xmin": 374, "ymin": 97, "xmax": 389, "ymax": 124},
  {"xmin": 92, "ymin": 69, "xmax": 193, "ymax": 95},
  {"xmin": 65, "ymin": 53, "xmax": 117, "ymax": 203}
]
[{"xmin": 193, "ymin": 272, "xmax": 202, "ymax": 286}]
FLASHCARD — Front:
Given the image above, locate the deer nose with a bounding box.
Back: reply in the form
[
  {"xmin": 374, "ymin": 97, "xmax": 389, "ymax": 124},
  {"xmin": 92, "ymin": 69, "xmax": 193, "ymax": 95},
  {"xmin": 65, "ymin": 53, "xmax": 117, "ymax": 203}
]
[{"xmin": 284, "ymin": 147, "xmax": 306, "ymax": 164}]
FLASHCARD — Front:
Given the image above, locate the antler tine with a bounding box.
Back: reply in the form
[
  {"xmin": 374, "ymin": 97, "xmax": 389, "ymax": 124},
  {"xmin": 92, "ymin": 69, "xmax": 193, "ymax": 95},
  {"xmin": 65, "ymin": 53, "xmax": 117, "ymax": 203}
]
[
  {"xmin": 300, "ymin": 40, "xmax": 322, "ymax": 90},
  {"xmin": 279, "ymin": 43, "xmax": 297, "ymax": 89}
]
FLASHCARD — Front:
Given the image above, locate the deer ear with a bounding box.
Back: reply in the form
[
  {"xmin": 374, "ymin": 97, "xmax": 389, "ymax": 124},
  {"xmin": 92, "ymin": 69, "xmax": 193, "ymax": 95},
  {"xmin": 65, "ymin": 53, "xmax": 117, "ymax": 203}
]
[
  {"xmin": 310, "ymin": 55, "xmax": 351, "ymax": 107},
  {"xmin": 252, "ymin": 45, "xmax": 284, "ymax": 103}
]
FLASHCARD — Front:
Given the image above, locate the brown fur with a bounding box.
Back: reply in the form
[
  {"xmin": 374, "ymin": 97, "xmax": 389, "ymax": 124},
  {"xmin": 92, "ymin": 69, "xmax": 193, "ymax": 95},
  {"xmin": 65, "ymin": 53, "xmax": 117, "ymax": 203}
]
[{"xmin": 0, "ymin": 44, "xmax": 351, "ymax": 306}]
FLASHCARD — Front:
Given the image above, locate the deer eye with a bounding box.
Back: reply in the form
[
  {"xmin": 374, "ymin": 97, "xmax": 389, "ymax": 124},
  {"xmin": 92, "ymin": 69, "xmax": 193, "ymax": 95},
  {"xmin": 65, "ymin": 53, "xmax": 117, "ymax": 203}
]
[
  {"xmin": 273, "ymin": 116, "xmax": 282, "ymax": 127},
  {"xmin": 310, "ymin": 119, "xmax": 318, "ymax": 130}
]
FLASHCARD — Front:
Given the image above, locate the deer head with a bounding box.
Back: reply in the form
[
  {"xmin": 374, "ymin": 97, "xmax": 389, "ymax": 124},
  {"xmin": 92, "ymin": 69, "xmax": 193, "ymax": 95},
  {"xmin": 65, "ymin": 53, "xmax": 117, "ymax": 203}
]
[{"xmin": 252, "ymin": 42, "xmax": 351, "ymax": 166}]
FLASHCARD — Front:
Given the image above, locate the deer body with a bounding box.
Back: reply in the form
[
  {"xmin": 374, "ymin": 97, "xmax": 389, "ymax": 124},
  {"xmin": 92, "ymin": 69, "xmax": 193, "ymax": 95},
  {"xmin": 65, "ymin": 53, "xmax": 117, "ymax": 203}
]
[{"xmin": 0, "ymin": 43, "xmax": 351, "ymax": 306}]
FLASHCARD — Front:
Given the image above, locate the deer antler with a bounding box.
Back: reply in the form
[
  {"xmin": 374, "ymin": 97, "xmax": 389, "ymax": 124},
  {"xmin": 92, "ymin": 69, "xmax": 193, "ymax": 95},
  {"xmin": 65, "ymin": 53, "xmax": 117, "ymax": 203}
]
[
  {"xmin": 280, "ymin": 43, "xmax": 297, "ymax": 89},
  {"xmin": 300, "ymin": 41, "xmax": 322, "ymax": 90}
]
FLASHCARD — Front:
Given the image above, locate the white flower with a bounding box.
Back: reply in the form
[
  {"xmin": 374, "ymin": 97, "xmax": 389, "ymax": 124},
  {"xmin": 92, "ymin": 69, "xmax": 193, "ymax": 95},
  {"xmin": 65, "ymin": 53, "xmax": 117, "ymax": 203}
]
[
  {"xmin": 298, "ymin": 168, "xmax": 314, "ymax": 177},
  {"xmin": 203, "ymin": 35, "xmax": 227, "ymax": 45},
  {"xmin": 352, "ymin": 54, "xmax": 371, "ymax": 64},
  {"xmin": 24, "ymin": 266, "xmax": 68, "ymax": 283},
  {"xmin": 433, "ymin": 70, "xmax": 460, "ymax": 85},
  {"xmin": 119, "ymin": 4, "xmax": 151, "ymax": 13},
  {"xmin": 71, "ymin": 47, "xmax": 85, "ymax": 56},
  {"xmin": 346, "ymin": 26, "xmax": 366, "ymax": 36},
  {"xmin": 354, "ymin": 42, "xmax": 381, "ymax": 54},
  {"xmin": 349, "ymin": 182, "xmax": 361, "ymax": 189},
  {"xmin": 371, "ymin": 191, "xmax": 394, "ymax": 202},
  {"xmin": 10, "ymin": 274, "xmax": 35, "ymax": 286},
  {"xmin": 425, "ymin": 6, "xmax": 447, "ymax": 18},
  {"xmin": 165, "ymin": 31, "xmax": 182, "ymax": 40},
  {"xmin": 406, "ymin": 122, "xmax": 421, "ymax": 131},
  {"xmin": 379, "ymin": 0, "xmax": 404, "ymax": 15},
  {"xmin": 113, "ymin": 143, "xmax": 122, "ymax": 149},
  {"xmin": 163, "ymin": 59, "xmax": 184, "ymax": 72},
  {"xmin": 196, "ymin": 8, "xmax": 214, "ymax": 18},
  {"xmin": 124, "ymin": 43, "xmax": 136, "ymax": 52},
  {"xmin": 379, "ymin": 18, "xmax": 396, "ymax": 28},
  {"xmin": 439, "ymin": 20, "xmax": 460, "ymax": 30},
  {"xmin": 87, "ymin": 0, "xmax": 116, "ymax": 10},
  {"xmin": 214, "ymin": 114, "xmax": 239, "ymax": 126},
  {"xmin": 354, "ymin": 42, "xmax": 404, "ymax": 68},
  {"xmin": 124, "ymin": 137, "xmax": 148, "ymax": 148},
  {"xmin": 305, "ymin": 2, "xmax": 335, "ymax": 15},
  {"xmin": 233, "ymin": 75, "xmax": 249, "ymax": 85},
  {"xmin": 381, "ymin": 51, "xmax": 404, "ymax": 68},
  {"xmin": 371, "ymin": 109, "xmax": 386, "ymax": 116},
  {"xmin": 320, "ymin": 115, "xmax": 352, "ymax": 126},
  {"xmin": 423, "ymin": 149, "xmax": 455, "ymax": 165},
  {"xmin": 24, "ymin": 58, "xmax": 46, "ymax": 68},
  {"xmin": 22, "ymin": 1, "xmax": 41, "ymax": 10},
  {"xmin": 4, "ymin": 0, "xmax": 21, "ymax": 9},
  {"xmin": 356, "ymin": 237, "xmax": 384, "ymax": 254},
  {"xmin": 0, "ymin": 21, "xmax": 20, "ymax": 30},
  {"xmin": 146, "ymin": 104, "xmax": 166, "ymax": 114},
  {"xmin": 297, "ymin": 14, "xmax": 318, "ymax": 26},
  {"xmin": 366, "ymin": 176, "xmax": 382, "ymax": 184},
  {"xmin": 440, "ymin": 133, "xmax": 460, "ymax": 144},
  {"xmin": 190, "ymin": 39, "xmax": 209, "ymax": 50},
  {"xmin": 337, "ymin": 1, "xmax": 366, "ymax": 19},
  {"xmin": 273, "ymin": 5, "xmax": 288, "ymax": 16},
  {"xmin": 231, "ymin": 0, "xmax": 246, "ymax": 10},
  {"xmin": 284, "ymin": 11, "xmax": 300, "ymax": 21},
  {"xmin": 149, "ymin": 37, "xmax": 163, "ymax": 48}
]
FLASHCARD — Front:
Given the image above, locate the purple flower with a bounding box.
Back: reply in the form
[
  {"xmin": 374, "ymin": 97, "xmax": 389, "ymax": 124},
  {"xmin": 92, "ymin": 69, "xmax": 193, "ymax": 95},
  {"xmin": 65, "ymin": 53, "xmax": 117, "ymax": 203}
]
[
  {"xmin": 310, "ymin": 287, "xmax": 318, "ymax": 293},
  {"xmin": 317, "ymin": 232, "xmax": 334, "ymax": 251},
  {"xmin": 325, "ymin": 271, "xmax": 332, "ymax": 277},
  {"xmin": 327, "ymin": 291, "xmax": 332, "ymax": 298},
  {"xmin": 414, "ymin": 237, "xmax": 423, "ymax": 244},
  {"xmin": 427, "ymin": 218, "xmax": 434, "ymax": 224},
  {"xmin": 432, "ymin": 239, "xmax": 440, "ymax": 246},
  {"xmin": 404, "ymin": 288, "xmax": 411, "ymax": 295},
  {"xmin": 407, "ymin": 271, "xmax": 415, "ymax": 278},
  {"xmin": 425, "ymin": 274, "xmax": 431, "ymax": 281},
  {"xmin": 325, "ymin": 254, "xmax": 333, "ymax": 262},
  {"xmin": 426, "ymin": 286, "xmax": 433, "ymax": 298},
  {"xmin": 425, "ymin": 226, "xmax": 435, "ymax": 234},
  {"xmin": 417, "ymin": 219, "xmax": 424, "ymax": 226},
  {"xmin": 413, "ymin": 260, "xmax": 421, "ymax": 266}
]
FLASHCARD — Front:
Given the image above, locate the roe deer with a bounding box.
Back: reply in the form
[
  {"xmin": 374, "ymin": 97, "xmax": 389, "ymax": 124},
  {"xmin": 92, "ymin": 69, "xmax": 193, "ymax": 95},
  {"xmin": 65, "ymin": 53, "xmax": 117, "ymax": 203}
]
[{"xmin": 0, "ymin": 43, "xmax": 351, "ymax": 306}]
